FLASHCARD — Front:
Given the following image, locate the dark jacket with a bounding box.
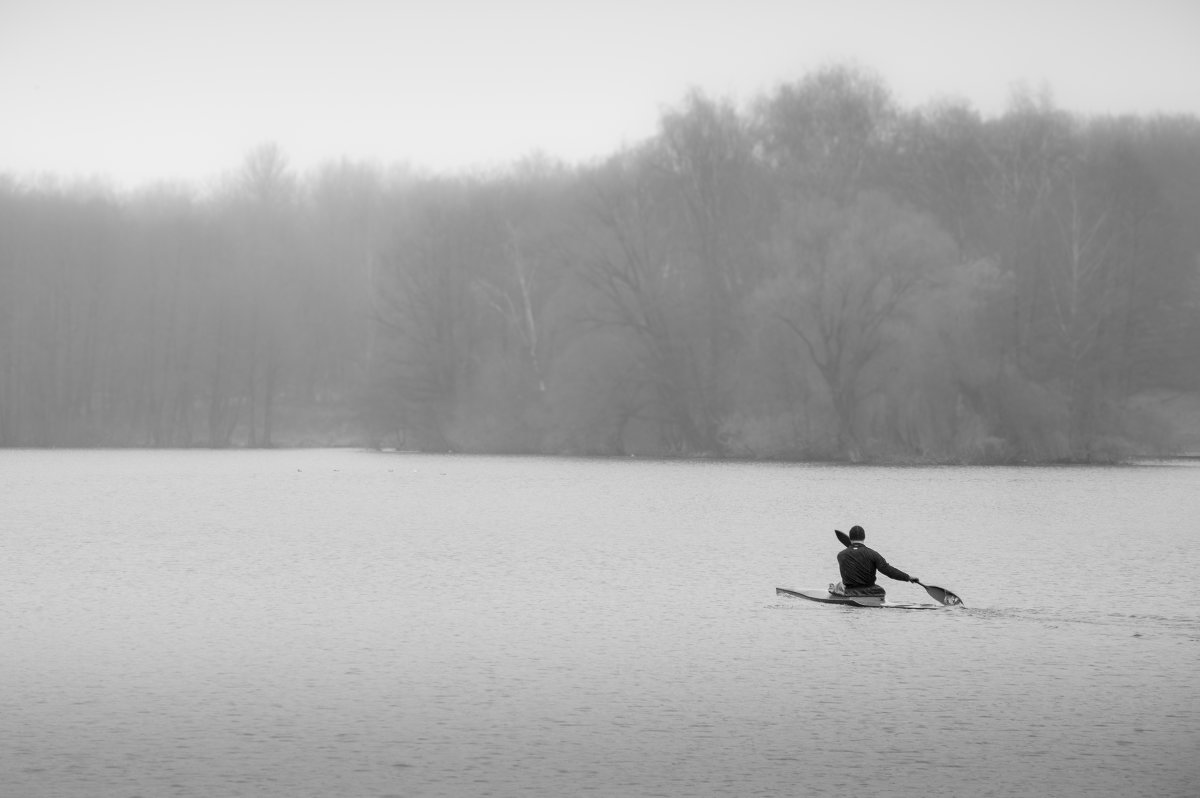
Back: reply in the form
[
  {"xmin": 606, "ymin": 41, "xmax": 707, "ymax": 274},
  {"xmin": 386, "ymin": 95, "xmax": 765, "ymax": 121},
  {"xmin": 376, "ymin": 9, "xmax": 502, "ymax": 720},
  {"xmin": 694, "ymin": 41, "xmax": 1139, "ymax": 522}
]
[{"xmin": 837, "ymin": 542, "xmax": 911, "ymax": 588}]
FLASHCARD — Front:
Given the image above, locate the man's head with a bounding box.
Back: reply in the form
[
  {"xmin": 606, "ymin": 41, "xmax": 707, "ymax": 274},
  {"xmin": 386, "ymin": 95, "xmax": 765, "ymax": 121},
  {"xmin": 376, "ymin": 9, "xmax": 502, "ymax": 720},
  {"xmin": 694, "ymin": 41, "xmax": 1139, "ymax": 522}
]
[{"xmin": 848, "ymin": 525, "xmax": 866, "ymax": 542}]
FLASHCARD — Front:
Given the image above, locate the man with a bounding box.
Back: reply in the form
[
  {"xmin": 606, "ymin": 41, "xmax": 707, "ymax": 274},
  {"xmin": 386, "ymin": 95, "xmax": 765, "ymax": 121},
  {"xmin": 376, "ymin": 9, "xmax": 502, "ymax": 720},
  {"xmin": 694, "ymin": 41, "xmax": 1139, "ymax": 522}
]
[{"xmin": 831, "ymin": 525, "xmax": 920, "ymax": 597}]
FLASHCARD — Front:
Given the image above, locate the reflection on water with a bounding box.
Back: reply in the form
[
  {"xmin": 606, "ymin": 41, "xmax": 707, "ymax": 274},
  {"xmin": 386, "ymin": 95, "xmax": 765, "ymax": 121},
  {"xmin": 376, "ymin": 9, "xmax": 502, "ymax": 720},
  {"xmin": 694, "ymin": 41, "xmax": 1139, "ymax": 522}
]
[{"xmin": 1, "ymin": 450, "xmax": 1198, "ymax": 797}]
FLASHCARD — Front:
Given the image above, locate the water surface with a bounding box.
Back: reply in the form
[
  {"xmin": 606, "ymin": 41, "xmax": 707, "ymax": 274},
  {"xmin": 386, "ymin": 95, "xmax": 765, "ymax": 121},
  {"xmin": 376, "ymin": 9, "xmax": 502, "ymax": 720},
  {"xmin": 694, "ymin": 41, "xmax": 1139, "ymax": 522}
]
[{"xmin": 2, "ymin": 450, "xmax": 1197, "ymax": 797}]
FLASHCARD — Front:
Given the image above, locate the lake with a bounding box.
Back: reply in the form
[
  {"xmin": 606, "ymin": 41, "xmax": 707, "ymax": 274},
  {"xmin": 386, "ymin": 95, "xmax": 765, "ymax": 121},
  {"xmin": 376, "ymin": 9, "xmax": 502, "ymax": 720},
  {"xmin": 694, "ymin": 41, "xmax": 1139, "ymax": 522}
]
[{"xmin": 2, "ymin": 449, "xmax": 1197, "ymax": 797}]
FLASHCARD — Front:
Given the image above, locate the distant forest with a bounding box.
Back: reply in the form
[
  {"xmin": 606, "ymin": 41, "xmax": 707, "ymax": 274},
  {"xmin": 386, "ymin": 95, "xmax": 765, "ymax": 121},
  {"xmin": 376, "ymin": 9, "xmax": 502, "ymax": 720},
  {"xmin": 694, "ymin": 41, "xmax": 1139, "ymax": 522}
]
[{"xmin": 3, "ymin": 65, "xmax": 1199, "ymax": 461}]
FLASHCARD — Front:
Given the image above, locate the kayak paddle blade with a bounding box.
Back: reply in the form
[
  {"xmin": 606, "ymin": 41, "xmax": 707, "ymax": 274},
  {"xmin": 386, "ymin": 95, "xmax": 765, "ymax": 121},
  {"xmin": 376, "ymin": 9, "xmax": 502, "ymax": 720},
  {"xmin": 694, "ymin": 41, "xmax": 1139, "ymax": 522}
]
[
  {"xmin": 921, "ymin": 583, "xmax": 964, "ymax": 607},
  {"xmin": 834, "ymin": 529, "xmax": 851, "ymax": 547}
]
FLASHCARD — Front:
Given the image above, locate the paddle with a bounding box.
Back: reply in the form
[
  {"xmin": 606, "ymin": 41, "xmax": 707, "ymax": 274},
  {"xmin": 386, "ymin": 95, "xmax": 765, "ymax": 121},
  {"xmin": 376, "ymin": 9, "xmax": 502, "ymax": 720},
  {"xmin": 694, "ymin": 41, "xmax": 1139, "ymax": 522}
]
[{"xmin": 834, "ymin": 529, "xmax": 964, "ymax": 607}]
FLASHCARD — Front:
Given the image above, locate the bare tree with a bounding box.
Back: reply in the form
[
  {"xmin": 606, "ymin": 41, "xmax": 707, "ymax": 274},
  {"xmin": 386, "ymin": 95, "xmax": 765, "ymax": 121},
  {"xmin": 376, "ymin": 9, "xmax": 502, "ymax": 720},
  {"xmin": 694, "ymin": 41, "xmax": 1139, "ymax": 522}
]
[
  {"xmin": 572, "ymin": 151, "xmax": 721, "ymax": 452},
  {"xmin": 763, "ymin": 192, "xmax": 958, "ymax": 459}
]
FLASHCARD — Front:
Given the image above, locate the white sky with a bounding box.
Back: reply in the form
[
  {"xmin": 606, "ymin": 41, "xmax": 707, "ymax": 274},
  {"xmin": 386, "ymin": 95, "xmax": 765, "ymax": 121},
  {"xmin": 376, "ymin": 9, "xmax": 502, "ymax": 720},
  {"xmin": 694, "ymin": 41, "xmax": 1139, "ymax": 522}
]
[{"xmin": 3, "ymin": 0, "xmax": 1198, "ymax": 189}]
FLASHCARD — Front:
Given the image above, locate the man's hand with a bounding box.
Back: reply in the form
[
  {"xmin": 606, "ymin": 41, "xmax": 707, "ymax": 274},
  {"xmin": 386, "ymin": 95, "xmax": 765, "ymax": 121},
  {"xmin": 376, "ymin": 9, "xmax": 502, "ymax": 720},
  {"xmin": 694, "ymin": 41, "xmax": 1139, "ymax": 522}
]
[{"xmin": 910, "ymin": 577, "xmax": 921, "ymax": 583}]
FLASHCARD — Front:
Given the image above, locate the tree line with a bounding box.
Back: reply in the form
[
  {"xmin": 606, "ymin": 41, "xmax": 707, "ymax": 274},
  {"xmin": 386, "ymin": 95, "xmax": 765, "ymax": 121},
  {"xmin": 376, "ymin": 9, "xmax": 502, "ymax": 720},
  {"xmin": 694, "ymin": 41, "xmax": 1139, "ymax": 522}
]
[{"xmin": 2, "ymin": 65, "xmax": 1198, "ymax": 461}]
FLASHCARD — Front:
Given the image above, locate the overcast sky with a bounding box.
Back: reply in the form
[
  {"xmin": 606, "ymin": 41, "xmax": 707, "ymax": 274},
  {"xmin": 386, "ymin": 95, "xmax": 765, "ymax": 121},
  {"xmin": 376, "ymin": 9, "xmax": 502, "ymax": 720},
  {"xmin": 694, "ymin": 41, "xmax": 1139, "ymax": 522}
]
[{"xmin": 3, "ymin": 0, "xmax": 1198, "ymax": 190}]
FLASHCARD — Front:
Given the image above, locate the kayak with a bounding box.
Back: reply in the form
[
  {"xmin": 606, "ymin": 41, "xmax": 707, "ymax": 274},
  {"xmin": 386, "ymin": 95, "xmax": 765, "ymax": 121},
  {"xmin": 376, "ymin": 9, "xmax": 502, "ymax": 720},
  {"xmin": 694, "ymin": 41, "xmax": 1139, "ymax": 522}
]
[{"xmin": 776, "ymin": 587, "xmax": 945, "ymax": 610}]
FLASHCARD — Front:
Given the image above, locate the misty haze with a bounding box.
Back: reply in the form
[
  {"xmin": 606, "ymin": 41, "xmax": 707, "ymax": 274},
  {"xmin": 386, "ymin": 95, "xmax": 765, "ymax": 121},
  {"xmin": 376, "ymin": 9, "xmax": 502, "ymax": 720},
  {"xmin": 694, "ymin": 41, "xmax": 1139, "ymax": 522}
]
[
  {"xmin": 3, "ymin": 66, "xmax": 1199, "ymax": 462},
  {"xmin": 3, "ymin": 26, "xmax": 1200, "ymax": 798}
]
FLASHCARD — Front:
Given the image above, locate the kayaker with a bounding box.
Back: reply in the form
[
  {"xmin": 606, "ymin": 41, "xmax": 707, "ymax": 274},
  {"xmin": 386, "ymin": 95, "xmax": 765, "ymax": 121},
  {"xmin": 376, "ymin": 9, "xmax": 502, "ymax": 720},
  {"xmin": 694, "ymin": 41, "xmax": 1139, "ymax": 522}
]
[{"xmin": 831, "ymin": 525, "xmax": 920, "ymax": 597}]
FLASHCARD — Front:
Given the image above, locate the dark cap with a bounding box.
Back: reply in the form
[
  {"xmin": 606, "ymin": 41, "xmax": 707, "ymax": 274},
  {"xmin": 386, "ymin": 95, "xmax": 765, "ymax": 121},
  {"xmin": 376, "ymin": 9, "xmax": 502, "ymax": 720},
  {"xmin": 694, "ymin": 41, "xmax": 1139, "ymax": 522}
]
[{"xmin": 848, "ymin": 525, "xmax": 865, "ymax": 541}]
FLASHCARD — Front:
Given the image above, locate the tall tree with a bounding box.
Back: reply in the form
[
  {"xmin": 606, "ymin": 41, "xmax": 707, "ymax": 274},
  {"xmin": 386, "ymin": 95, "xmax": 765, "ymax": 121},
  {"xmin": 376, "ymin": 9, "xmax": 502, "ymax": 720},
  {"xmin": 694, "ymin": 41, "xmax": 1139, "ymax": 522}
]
[
  {"xmin": 978, "ymin": 91, "xmax": 1077, "ymax": 377},
  {"xmin": 569, "ymin": 149, "xmax": 722, "ymax": 452},
  {"xmin": 369, "ymin": 180, "xmax": 507, "ymax": 450},
  {"xmin": 226, "ymin": 143, "xmax": 299, "ymax": 445},
  {"xmin": 653, "ymin": 91, "xmax": 770, "ymax": 441},
  {"xmin": 757, "ymin": 191, "xmax": 959, "ymax": 459}
]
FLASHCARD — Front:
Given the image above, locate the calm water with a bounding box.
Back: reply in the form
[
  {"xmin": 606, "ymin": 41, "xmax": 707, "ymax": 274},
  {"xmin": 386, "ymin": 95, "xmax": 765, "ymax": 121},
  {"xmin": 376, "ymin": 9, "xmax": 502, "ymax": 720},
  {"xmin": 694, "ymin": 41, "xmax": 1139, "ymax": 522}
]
[{"xmin": 2, "ymin": 450, "xmax": 1197, "ymax": 797}]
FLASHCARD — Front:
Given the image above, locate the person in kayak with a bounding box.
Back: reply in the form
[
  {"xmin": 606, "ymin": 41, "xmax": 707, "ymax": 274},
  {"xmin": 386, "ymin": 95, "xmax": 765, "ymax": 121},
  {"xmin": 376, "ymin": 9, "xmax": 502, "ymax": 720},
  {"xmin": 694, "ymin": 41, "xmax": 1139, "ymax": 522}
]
[{"xmin": 831, "ymin": 525, "xmax": 920, "ymax": 597}]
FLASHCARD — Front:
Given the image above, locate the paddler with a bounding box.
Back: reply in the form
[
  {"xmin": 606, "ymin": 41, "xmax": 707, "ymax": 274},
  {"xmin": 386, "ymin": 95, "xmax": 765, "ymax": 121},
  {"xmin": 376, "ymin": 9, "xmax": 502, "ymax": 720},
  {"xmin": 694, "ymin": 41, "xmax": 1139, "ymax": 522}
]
[{"xmin": 831, "ymin": 525, "xmax": 921, "ymax": 598}]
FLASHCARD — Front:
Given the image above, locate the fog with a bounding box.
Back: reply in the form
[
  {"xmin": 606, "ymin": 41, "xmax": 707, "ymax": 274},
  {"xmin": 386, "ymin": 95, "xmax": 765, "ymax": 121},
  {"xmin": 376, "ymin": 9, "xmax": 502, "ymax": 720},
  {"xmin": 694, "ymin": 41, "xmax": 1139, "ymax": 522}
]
[{"xmin": 3, "ymin": 66, "xmax": 1199, "ymax": 461}]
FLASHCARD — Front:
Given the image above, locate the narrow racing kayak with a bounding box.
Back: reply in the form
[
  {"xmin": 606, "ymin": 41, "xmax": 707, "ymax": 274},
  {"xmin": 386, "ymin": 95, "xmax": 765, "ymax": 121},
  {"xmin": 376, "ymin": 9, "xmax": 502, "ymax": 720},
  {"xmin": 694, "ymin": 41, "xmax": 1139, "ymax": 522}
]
[{"xmin": 776, "ymin": 587, "xmax": 946, "ymax": 610}]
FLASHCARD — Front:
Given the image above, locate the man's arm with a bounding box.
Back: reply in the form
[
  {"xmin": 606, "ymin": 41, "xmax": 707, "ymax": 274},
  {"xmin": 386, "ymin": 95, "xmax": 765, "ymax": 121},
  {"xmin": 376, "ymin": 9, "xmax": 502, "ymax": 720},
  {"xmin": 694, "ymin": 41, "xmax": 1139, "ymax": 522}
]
[{"xmin": 875, "ymin": 553, "xmax": 913, "ymax": 583}]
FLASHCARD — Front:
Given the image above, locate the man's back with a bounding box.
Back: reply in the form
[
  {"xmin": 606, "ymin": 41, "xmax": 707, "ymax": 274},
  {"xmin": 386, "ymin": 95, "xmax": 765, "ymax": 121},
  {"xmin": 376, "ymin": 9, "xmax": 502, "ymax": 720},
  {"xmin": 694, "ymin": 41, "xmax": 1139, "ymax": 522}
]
[{"xmin": 837, "ymin": 542, "xmax": 911, "ymax": 588}]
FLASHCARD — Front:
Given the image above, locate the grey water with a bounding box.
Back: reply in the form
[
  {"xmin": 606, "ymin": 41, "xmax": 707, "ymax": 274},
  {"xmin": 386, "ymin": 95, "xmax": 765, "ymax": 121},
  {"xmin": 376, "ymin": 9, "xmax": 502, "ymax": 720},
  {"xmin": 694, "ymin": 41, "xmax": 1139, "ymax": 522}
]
[{"xmin": 2, "ymin": 450, "xmax": 1197, "ymax": 797}]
